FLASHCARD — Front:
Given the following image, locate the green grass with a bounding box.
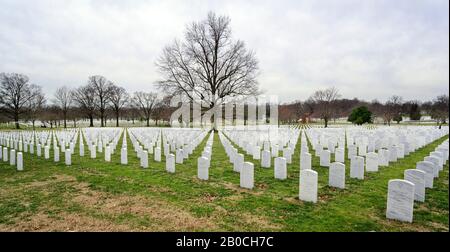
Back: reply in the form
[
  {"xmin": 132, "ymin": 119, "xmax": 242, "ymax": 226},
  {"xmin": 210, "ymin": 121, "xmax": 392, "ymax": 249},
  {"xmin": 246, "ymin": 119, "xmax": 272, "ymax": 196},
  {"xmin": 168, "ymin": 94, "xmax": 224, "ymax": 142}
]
[{"xmin": 0, "ymin": 129, "xmax": 448, "ymax": 231}]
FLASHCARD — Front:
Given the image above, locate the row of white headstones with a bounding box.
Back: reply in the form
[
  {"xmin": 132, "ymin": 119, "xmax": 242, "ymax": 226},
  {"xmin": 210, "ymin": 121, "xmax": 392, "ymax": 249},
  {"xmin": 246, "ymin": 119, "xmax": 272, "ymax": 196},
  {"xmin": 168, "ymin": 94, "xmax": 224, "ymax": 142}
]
[
  {"xmin": 216, "ymin": 125, "xmax": 449, "ymax": 209},
  {"xmin": 127, "ymin": 127, "xmax": 210, "ymax": 172},
  {"xmin": 0, "ymin": 127, "xmax": 211, "ymax": 171},
  {"xmin": 386, "ymin": 139, "xmax": 449, "ymax": 223},
  {"xmin": 81, "ymin": 127, "xmax": 210, "ymax": 170},
  {"xmin": 218, "ymin": 126, "xmax": 300, "ymax": 189},
  {"xmin": 0, "ymin": 129, "xmax": 78, "ymax": 170}
]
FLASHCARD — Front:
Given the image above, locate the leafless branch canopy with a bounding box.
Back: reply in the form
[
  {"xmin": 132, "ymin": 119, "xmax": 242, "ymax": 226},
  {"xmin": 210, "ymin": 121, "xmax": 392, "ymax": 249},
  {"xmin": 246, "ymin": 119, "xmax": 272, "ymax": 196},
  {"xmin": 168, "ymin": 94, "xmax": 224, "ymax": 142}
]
[
  {"xmin": 0, "ymin": 73, "xmax": 42, "ymax": 128},
  {"xmin": 72, "ymin": 84, "xmax": 97, "ymax": 126},
  {"xmin": 133, "ymin": 91, "xmax": 158, "ymax": 126},
  {"xmin": 110, "ymin": 85, "xmax": 129, "ymax": 112},
  {"xmin": 309, "ymin": 86, "xmax": 341, "ymax": 127},
  {"xmin": 53, "ymin": 86, "xmax": 73, "ymax": 113},
  {"xmin": 156, "ymin": 12, "xmax": 259, "ymax": 108},
  {"xmin": 89, "ymin": 75, "xmax": 114, "ymax": 127}
]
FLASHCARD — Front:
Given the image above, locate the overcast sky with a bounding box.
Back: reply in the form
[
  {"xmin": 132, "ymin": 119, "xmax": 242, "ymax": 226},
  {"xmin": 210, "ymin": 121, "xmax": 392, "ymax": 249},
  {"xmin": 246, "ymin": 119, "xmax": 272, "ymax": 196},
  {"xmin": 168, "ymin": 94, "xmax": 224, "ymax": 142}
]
[{"xmin": 0, "ymin": 0, "xmax": 448, "ymax": 103}]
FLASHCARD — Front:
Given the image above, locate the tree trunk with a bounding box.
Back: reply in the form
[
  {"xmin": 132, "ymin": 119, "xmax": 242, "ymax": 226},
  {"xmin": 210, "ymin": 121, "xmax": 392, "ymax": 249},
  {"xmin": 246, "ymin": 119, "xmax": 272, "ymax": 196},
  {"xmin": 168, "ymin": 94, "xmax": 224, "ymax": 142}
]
[
  {"xmin": 100, "ymin": 109, "xmax": 104, "ymax": 127},
  {"xmin": 89, "ymin": 115, "xmax": 94, "ymax": 127},
  {"xmin": 324, "ymin": 118, "xmax": 328, "ymax": 128},
  {"xmin": 14, "ymin": 111, "xmax": 20, "ymax": 129},
  {"xmin": 116, "ymin": 112, "xmax": 119, "ymax": 127},
  {"xmin": 32, "ymin": 120, "xmax": 35, "ymax": 130},
  {"xmin": 146, "ymin": 118, "xmax": 150, "ymax": 127}
]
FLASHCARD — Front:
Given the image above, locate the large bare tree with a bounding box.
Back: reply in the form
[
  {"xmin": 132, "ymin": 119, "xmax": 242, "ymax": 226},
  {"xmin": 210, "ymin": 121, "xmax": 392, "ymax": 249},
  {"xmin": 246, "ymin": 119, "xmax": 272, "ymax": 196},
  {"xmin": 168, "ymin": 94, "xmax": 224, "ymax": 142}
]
[
  {"xmin": 156, "ymin": 12, "xmax": 259, "ymax": 117},
  {"xmin": 53, "ymin": 86, "xmax": 73, "ymax": 128},
  {"xmin": 89, "ymin": 75, "xmax": 114, "ymax": 127},
  {"xmin": 73, "ymin": 84, "xmax": 97, "ymax": 127},
  {"xmin": 309, "ymin": 87, "xmax": 341, "ymax": 127},
  {"xmin": 133, "ymin": 91, "xmax": 158, "ymax": 127},
  {"xmin": 109, "ymin": 84, "xmax": 129, "ymax": 127},
  {"xmin": 0, "ymin": 73, "xmax": 41, "ymax": 129}
]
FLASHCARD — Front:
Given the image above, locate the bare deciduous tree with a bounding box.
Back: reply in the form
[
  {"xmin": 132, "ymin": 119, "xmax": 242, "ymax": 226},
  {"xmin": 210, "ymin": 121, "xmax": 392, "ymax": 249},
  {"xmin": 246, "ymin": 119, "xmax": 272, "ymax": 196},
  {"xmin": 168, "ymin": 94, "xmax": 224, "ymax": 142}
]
[
  {"xmin": 109, "ymin": 84, "xmax": 129, "ymax": 127},
  {"xmin": 89, "ymin": 75, "xmax": 114, "ymax": 127},
  {"xmin": 383, "ymin": 95, "xmax": 403, "ymax": 126},
  {"xmin": 309, "ymin": 87, "xmax": 341, "ymax": 127},
  {"xmin": 53, "ymin": 86, "xmax": 73, "ymax": 128},
  {"xmin": 27, "ymin": 86, "xmax": 46, "ymax": 129},
  {"xmin": 73, "ymin": 84, "xmax": 97, "ymax": 127},
  {"xmin": 430, "ymin": 95, "xmax": 449, "ymax": 128},
  {"xmin": 0, "ymin": 73, "xmax": 41, "ymax": 129},
  {"xmin": 133, "ymin": 91, "xmax": 158, "ymax": 127},
  {"xmin": 156, "ymin": 12, "xmax": 259, "ymax": 123}
]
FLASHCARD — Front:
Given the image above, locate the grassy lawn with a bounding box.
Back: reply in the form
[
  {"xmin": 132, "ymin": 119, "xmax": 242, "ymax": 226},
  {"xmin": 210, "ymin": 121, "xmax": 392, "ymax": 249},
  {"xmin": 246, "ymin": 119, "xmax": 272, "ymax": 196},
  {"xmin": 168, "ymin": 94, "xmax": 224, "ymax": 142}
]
[{"xmin": 0, "ymin": 130, "xmax": 448, "ymax": 231}]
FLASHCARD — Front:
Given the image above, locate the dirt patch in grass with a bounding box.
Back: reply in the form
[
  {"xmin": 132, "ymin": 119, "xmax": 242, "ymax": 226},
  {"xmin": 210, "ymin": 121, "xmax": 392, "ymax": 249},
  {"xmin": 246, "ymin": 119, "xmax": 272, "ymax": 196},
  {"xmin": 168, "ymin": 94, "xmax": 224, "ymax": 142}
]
[
  {"xmin": 69, "ymin": 179, "xmax": 218, "ymax": 231},
  {"xmin": 26, "ymin": 174, "xmax": 76, "ymax": 188},
  {"xmin": 240, "ymin": 212, "xmax": 282, "ymax": 231},
  {"xmin": 0, "ymin": 212, "xmax": 132, "ymax": 232},
  {"xmin": 2, "ymin": 174, "xmax": 218, "ymax": 231},
  {"xmin": 283, "ymin": 196, "xmax": 303, "ymax": 205},
  {"xmin": 428, "ymin": 221, "xmax": 449, "ymax": 231},
  {"xmin": 223, "ymin": 193, "xmax": 244, "ymax": 202},
  {"xmin": 220, "ymin": 181, "xmax": 263, "ymax": 196}
]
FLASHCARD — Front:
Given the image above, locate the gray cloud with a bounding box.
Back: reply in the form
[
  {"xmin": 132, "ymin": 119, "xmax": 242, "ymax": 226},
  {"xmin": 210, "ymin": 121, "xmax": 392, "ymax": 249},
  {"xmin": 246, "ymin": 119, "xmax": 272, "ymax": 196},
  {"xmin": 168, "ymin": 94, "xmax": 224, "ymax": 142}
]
[{"xmin": 0, "ymin": 0, "xmax": 448, "ymax": 103}]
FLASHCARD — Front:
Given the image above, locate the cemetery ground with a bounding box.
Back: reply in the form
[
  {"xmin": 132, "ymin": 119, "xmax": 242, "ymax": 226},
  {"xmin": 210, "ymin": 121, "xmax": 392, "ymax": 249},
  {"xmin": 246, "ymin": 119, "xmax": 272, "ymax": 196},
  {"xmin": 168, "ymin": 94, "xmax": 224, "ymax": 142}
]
[{"xmin": 0, "ymin": 130, "xmax": 448, "ymax": 232}]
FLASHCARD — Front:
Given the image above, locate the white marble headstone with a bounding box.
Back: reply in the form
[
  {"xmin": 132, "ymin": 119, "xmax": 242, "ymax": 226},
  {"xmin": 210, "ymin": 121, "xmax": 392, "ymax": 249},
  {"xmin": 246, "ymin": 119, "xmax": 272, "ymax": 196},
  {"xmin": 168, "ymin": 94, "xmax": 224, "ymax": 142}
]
[
  {"xmin": 300, "ymin": 152, "xmax": 311, "ymax": 170},
  {"xmin": 350, "ymin": 156, "xmax": 364, "ymax": 180},
  {"xmin": 234, "ymin": 153, "xmax": 244, "ymax": 173},
  {"xmin": 166, "ymin": 153, "xmax": 175, "ymax": 173},
  {"xmin": 299, "ymin": 169, "xmax": 318, "ymax": 203},
  {"xmin": 261, "ymin": 150, "xmax": 271, "ymax": 168},
  {"xmin": 329, "ymin": 162, "xmax": 345, "ymax": 189},
  {"xmin": 240, "ymin": 162, "xmax": 254, "ymax": 189},
  {"xmin": 404, "ymin": 169, "xmax": 425, "ymax": 202},
  {"xmin": 320, "ymin": 150, "xmax": 331, "ymax": 167},
  {"xmin": 65, "ymin": 149, "xmax": 71, "ymax": 165},
  {"xmin": 10, "ymin": 149, "xmax": 16, "ymax": 165},
  {"xmin": 274, "ymin": 157, "xmax": 287, "ymax": 180},
  {"xmin": 141, "ymin": 150, "xmax": 148, "ymax": 168},
  {"xmin": 197, "ymin": 156, "xmax": 209, "ymax": 180},
  {"xmin": 335, "ymin": 148, "xmax": 345, "ymax": 163},
  {"xmin": 54, "ymin": 147, "xmax": 60, "ymax": 162},
  {"xmin": 154, "ymin": 147, "xmax": 161, "ymax": 162},
  {"xmin": 416, "ymin": 161, "xmax": 434, "ymax": 188},
  {"xmin": 386, "ymin": 179, "xmax": 415, "ymax": 223},
  {"xmin": 366, "ymin": 152, "xmax": 379, "ymax": 172},
  {"xmin": 121, "ymin": 147, "xmax": 128, "ymax": 165},
  {"xmin": 17, "ymin": 152, "xmax": 23, "ymax": 171}
]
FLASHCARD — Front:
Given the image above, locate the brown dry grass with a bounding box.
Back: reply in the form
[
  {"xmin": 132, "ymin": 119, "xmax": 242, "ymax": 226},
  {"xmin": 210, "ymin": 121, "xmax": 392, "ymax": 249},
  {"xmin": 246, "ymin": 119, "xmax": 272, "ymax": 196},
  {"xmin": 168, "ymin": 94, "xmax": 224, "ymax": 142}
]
[{"xmin": 1, "ymin": 174, "xmax": 219, "ymax": 231}]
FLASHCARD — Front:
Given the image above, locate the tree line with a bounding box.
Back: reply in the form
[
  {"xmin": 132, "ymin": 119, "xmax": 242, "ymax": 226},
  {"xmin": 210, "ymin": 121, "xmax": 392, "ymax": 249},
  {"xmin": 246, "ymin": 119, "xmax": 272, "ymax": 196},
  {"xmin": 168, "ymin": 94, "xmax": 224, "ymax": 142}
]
[
  {"xmin": 279, "ymin": 87, "xmax": 449, "ymax": 128},
  {"xmin": 0, "ymin": 73, "xmax": 176, "ymax": 129}
]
